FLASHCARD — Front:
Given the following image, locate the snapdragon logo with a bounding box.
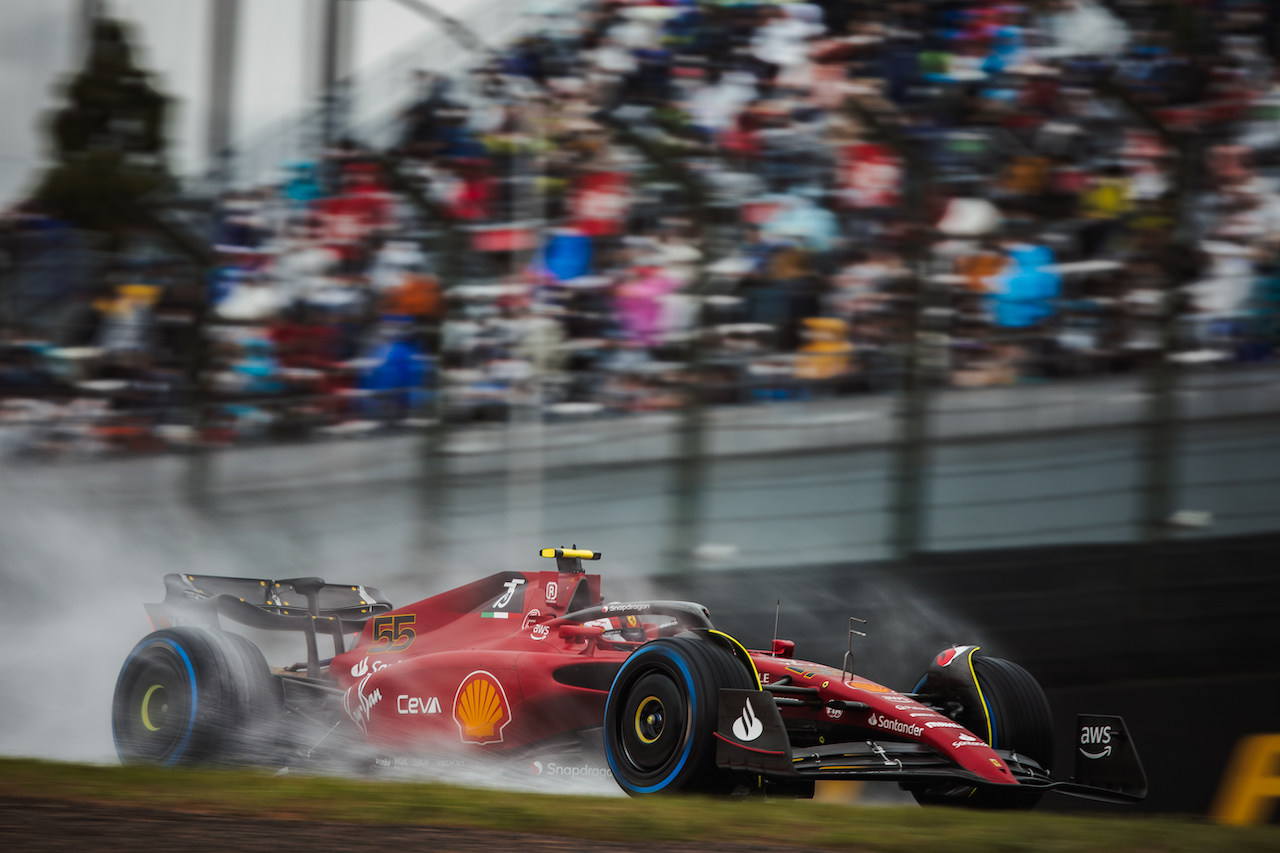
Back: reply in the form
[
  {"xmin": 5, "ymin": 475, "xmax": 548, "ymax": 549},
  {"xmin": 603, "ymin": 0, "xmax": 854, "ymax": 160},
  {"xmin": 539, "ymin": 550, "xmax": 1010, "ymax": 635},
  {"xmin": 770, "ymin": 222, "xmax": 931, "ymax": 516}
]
[
  {"xmin": 530, "ymin": 760, "xmax": 613, "ymax": 778},
  {"xmin": 601, "ymin": 603, "xmax": 650, "ymax": 613},
  {"xmin": 866, "ymin": 712, "xmax": 923, "ymax": 738}
]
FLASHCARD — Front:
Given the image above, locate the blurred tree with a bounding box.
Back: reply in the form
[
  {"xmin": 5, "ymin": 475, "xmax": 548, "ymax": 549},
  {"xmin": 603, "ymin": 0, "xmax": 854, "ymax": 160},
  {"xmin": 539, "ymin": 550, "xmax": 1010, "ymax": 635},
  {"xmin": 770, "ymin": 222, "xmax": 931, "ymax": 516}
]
[{"xmin": 32, "ymin": 16, "xmax": 173, "ymax": 244}]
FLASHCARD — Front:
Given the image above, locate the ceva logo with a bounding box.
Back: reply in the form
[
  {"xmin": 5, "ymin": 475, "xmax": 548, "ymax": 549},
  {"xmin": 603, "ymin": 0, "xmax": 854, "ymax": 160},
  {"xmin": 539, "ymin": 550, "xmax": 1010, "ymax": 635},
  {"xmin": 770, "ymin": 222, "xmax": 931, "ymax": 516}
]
[{"xmin": 733, "ymin": 699, "xmax": 763, "ymax": 741}]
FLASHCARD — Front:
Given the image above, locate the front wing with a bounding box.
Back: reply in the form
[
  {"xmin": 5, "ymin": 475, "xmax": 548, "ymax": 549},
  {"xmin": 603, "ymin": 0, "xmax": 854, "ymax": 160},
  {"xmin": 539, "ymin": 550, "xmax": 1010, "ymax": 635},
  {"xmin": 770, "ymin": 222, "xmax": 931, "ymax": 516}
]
[{"xmin": 714, "ymin": 689, "xmax": 1147, "ymax": 804}]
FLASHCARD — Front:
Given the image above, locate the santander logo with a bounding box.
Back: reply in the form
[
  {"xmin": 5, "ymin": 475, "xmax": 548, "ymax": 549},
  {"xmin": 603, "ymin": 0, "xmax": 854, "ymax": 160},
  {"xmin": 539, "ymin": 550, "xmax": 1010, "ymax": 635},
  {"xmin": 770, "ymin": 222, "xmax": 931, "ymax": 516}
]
[
  {"xmin": 866, "ymin": 712, "xmax": 923, "ymax": 738},
  {"xmin": 732, "ymin": 699, "xmax": 763, "ymax": 741}
]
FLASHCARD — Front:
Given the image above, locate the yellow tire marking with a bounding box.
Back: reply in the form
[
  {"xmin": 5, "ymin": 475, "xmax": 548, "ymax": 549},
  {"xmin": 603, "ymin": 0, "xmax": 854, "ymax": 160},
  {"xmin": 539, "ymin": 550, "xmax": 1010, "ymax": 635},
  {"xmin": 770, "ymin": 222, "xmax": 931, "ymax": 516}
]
[
  {"xmin": 634, "ymin": 696, "xmax": 664, "ymax": 744},
  {"xmin": 141, "ymin": 684, "xmax": 164, "ymax": 732},
  {"xmin": 707, "ymin": 629, "xmax": 763, "ymax": 689},
  {"xmin": 966, "ymin": 647, "xmax": 994, "ymax": 746}
]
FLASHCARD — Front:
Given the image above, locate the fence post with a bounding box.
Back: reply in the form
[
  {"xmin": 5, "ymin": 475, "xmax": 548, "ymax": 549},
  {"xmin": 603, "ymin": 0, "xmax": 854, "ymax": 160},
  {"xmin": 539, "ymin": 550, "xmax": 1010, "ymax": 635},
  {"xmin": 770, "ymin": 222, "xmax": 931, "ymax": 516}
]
[
  {"xmin": 1094, "ymin": 76, "xmax": 1193, "ymax": 542},
  {"xmin": 595, "ymin": 111, "xmax": 719, "ymax": 575},
  {"xmin": 846, "ymin": 98, "xmax": 933, "ymax": 562},
  {"xmin": 104, "ymin": 198, "xmax": 217, "ymax": 506},
  {"xmin": 375, "ymin": 153, "xmax": 459, "ymax": 572}
]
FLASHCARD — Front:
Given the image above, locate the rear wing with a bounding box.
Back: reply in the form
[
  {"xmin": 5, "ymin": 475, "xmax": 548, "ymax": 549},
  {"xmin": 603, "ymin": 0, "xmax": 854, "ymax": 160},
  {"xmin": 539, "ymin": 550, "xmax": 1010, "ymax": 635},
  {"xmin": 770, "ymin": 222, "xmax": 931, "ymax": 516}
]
[{"xmin": 145, "ymin": 573, "xmax": 394, "ymax": 678}]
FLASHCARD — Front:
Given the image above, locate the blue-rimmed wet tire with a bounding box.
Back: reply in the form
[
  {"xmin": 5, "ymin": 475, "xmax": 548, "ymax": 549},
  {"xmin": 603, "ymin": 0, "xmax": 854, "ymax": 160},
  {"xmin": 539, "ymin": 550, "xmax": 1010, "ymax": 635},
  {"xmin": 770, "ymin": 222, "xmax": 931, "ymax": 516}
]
[
  {"xmin": 112, "ymin": 627, "xmax": 278, "ymax": 765},
  {"xmin": 604, "ymin": 636, "xmax": 754, "ymax": 796},
  {"xmin": 908, "ymin": 656, "xmax": 1053, "ymax": 809}
]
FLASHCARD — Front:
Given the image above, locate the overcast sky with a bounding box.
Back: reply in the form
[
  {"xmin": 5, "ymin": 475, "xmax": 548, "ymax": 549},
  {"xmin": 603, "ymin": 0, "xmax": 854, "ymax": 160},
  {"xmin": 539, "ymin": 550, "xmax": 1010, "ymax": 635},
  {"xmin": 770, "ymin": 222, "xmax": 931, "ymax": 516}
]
[{"xmin": 0, "ymin": 0, "xmax": 519, "ymax": 206}]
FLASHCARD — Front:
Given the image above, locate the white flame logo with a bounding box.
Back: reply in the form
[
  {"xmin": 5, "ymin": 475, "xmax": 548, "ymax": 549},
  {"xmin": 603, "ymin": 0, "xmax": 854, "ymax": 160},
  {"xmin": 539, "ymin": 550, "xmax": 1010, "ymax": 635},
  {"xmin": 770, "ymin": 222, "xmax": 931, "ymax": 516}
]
[
  {"xmin": 732, "ymin": 699, "xmax": 763, "ymax": 742},
  {"xmin": 350, "ymin": 658, "xmax": 368, "ymax": 678}
]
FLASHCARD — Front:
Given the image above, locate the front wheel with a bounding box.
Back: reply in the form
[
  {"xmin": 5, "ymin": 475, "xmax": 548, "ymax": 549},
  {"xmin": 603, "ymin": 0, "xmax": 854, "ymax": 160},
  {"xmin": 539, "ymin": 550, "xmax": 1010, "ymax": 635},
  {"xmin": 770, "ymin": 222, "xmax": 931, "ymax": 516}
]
[
  {"xmin": 604, "ymin": 636, "xmax": 754, "ymax": 795},
  {"xmin": 908, "ymin": 655, "xmax": 1053, "ymax": 810}
]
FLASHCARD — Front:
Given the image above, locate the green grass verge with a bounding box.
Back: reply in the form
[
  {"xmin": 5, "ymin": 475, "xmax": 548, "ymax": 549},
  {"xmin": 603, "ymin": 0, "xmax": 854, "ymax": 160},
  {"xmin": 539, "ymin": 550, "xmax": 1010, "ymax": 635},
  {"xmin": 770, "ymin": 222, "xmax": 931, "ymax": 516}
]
[{"xmin": 0, "ymin": 758, "xmax": 1275, "ymax": 853}]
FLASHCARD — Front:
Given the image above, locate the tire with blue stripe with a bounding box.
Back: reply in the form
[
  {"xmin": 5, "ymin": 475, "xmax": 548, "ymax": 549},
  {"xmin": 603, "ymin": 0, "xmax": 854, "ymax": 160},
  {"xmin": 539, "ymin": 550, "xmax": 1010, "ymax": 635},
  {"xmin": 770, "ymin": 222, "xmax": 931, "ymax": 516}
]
[
  {"xmin": 603, "ymin": 636, "xmax": 753, "ymax": 796},
  {"xmin": 112, "ymin": 628, "xmax": 278, "ymax": 766},
  {"xmin": 908, "ymin": 656, "xmax": 1053, "ymax": 810}
]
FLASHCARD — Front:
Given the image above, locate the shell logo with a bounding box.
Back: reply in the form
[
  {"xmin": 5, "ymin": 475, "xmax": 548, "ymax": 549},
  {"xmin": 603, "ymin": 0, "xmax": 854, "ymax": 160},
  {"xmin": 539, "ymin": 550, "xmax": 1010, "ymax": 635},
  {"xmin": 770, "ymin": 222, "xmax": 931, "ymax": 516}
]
[
  {"xmin": 452, "ymin": 670, "xmax": 511, "ymax": 744},
  {"xmin": 843, "ymin": 679, "xmax": 893, "ymax": 693},
  {"xmin": 937, "ymin": 645, "xmax": 975, "ymax": 667}
]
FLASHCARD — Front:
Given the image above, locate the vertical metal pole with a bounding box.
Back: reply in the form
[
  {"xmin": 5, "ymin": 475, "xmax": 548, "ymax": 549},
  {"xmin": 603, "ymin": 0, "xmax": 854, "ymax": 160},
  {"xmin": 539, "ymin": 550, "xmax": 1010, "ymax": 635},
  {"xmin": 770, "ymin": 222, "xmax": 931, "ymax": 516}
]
[
  {"xmin": 846, "ymin": 98, "xmax": 933, "ymax": 562},
  {"xmin": 671, "ymin": 345, "xmax": 706, "ymax": 574},
  {"xmin": 420, "ymin": 211, "xmax": 460, "ymax": 577},
  {"xmin": 1140, "ymin": 330, "xmax": 1177, "ymax": 541},
  {"xmin": 669, "ymin": 193, "xmax": 726, "ymax": 574},
  {"xmin": 890, "ymin": 167, "xmax": 930, "ymax": 562},
  {"xmin": 320, "ymin": 0, "xmax": 341, "ymax": 149},
  {"xmin": 1139, "ymin": 136, "xmax": 1195, "ymax": 541},
  {"xmin": 505, "ymin": 92, "xmax": 547, "ymax": 571},
  {"xmin": 319, "ymin": 0, "xmax": 356, "ymax": 148},
  {"xmin": 593, "ymin": 112, "xmax": 714, "ymax": 576},
  {"xmin": 110, "ymin": 200, "xmax": 217, "ymax": 512},
  {"xmin": 374, "ymin": 154, "xmax": 459, "ymax": 577},
  {"xmin": 1095, "ymin": 76, "xmax": 1191, "ymax": 543},
  {"xmin": 669, "ymin": 207, "xmax": 713, "ymax": 577},
  {"xmin": 77, "ymin": 0, "xmax": 102, "ymax": 61},
  {"xmin": 205, "ymin": 0, "xmax": 240, "ymax": 186},
  {"xmin": 183, "ymin": 306, "xmax": 212, "ymax": 515}
]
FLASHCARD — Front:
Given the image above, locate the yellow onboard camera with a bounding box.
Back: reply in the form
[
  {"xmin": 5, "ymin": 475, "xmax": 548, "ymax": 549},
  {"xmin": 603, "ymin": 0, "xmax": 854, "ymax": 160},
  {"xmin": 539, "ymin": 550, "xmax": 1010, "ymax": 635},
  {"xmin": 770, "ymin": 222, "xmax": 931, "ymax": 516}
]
[{"xmin": 540, "ymin": 547, "xmax": 602, "ymax": 572}]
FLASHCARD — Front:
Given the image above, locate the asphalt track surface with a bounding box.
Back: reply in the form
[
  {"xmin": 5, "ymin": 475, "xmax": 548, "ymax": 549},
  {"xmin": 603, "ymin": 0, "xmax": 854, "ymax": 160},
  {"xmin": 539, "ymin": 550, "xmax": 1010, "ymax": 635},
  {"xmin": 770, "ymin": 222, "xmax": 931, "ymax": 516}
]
[{"xmin": 0, "ymin": 798, "xmax": 822, "ymax": 853}]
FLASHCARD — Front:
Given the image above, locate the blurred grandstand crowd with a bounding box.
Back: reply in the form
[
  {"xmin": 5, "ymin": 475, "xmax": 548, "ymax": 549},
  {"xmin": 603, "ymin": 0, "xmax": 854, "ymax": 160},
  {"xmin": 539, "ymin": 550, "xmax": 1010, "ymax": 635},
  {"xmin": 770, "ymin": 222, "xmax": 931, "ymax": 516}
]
[{"xmin": 4, "ymin": 0, "xmax": 1280, "ymax": 456}]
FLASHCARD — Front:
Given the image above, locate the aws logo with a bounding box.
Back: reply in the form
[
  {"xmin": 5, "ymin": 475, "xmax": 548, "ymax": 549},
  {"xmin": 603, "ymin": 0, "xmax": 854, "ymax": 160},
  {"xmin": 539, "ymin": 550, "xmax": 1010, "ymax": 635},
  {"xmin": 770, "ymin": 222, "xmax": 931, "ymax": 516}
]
[
  {"xmin": 453, "ymin": 671, "xmax": 511, "ymax": 745},
  {"xmin": 1080, "ymin": 724, "xmax": 1113, "ymax": 759}
]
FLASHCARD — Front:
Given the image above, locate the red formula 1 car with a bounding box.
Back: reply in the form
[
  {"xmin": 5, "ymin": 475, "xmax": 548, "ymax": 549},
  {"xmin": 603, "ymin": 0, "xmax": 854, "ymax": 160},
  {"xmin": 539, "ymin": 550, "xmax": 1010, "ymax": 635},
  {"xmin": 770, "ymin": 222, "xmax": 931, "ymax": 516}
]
[{"xmin": 113, "ymin": 549, "xmax": 1146, "ymax": 807}]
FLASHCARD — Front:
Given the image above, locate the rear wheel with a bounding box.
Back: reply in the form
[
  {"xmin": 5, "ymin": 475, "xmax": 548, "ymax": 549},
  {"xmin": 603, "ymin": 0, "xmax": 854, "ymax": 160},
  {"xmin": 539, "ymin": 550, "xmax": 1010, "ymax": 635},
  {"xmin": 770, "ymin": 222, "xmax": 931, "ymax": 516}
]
[
  {"xmin": 909, "ymin": 656, "xmax": 1053, "ymax": 810},
  {"xmin": 604, "ymin": 636, "xmax": 754, "ymax": 795},
  {"xmin": 112, "ymin": 627, "xmax": 279, "ymax": 765}
]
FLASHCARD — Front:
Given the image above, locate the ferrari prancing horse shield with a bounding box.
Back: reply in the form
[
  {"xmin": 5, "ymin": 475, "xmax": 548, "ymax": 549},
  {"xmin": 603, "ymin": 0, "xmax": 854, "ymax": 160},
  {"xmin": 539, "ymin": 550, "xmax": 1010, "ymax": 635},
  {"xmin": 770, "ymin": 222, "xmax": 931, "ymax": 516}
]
[{"xmin": 453, "ymin": 670, "xmax": 511, "ymax": 744}]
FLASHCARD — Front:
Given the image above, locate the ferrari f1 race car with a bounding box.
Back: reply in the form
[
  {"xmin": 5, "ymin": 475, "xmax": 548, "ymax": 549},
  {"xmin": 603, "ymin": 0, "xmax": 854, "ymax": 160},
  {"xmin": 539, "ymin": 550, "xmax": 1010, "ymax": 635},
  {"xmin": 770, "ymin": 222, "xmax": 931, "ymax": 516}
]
[{"xmin": 113, "ymin": 549, "xmax": 1147, "ymax": 807}]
